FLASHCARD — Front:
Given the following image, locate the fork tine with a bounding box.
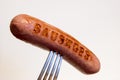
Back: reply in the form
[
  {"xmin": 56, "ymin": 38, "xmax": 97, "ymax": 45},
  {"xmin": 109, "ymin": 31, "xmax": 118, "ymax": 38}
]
[
  {"xmin": 43, "ymin": 51, "xmax": 57, "ymax": 80},
  {"xmin": 53, "ymin": 54, "xmax": 62, "ymax": 80},
  {"xmin": 37, "ymin": 51, "xmax": 53, "ymax": 80},
  {"xmin": 48, "ymin": 53, "xmax": 60, "ymax": 80}
]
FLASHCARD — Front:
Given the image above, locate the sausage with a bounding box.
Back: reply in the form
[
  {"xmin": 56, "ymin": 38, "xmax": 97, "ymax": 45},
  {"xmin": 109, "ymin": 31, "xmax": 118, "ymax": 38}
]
[{"xmin": 10, "ymin": 14, "xmax": 100, "ymax": 74}]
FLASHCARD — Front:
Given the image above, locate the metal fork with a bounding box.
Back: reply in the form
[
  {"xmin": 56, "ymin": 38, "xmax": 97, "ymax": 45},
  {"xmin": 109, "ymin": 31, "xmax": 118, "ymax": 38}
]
[{"xmin": 37, "ymin": 51, "xmax": 62, "ymax": 80}]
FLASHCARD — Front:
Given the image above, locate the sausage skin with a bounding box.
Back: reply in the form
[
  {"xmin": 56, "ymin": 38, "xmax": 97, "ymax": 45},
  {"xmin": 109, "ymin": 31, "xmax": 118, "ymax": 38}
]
[{"xmin": 10, "ymin": 14, "xmax": 100, "ymax": 74}]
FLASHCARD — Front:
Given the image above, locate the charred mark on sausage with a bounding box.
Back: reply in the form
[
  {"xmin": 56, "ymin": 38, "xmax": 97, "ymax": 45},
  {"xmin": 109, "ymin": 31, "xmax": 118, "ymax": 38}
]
[
  {"xmin": 73, "ymin": 43, "xmax": 79, "ymax": 52},
  {"xmin": 58, "ymin": 35, "xmax": 65, "ymax": 44},
  {"xmin": 50, "ymin": 31, "xmax": 58, "ymax": 41},
  {"xmin": 84, "ymin": 50, "xmax": 91, "ymax": 60},
  {"xmin": 64, "ymin": 38, "xmax": 73, "ymax": 48},
  {"xmin": 78, "ymin": 46, "xmax": 84, "ymax": 57},
  {"xmin": 41, "ymin": 28, "xmax": 49, "ymax": 37},
  {"xmin": 33, "ymin": 23, "xmax": 41, "ymax": 33}
]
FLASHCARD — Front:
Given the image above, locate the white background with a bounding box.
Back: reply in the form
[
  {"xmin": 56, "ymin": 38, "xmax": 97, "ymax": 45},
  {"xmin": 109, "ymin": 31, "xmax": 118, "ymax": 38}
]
[{"xmin": 0, "ymin": 0, "xmax": 120, "ymax": 80}]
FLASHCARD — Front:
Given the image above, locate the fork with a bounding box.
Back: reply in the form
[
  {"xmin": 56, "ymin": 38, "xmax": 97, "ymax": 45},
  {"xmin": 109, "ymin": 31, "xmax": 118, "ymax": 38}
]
[{"xmin": 37, "ymin": 51, "xmax": 62, "ymax": 80}]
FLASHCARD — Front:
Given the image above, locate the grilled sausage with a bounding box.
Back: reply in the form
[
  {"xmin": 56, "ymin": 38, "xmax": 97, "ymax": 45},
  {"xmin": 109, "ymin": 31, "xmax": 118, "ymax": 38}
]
[{"xmin": 10, "ymin": 14, "xmax": 100, "ymax": 74}]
